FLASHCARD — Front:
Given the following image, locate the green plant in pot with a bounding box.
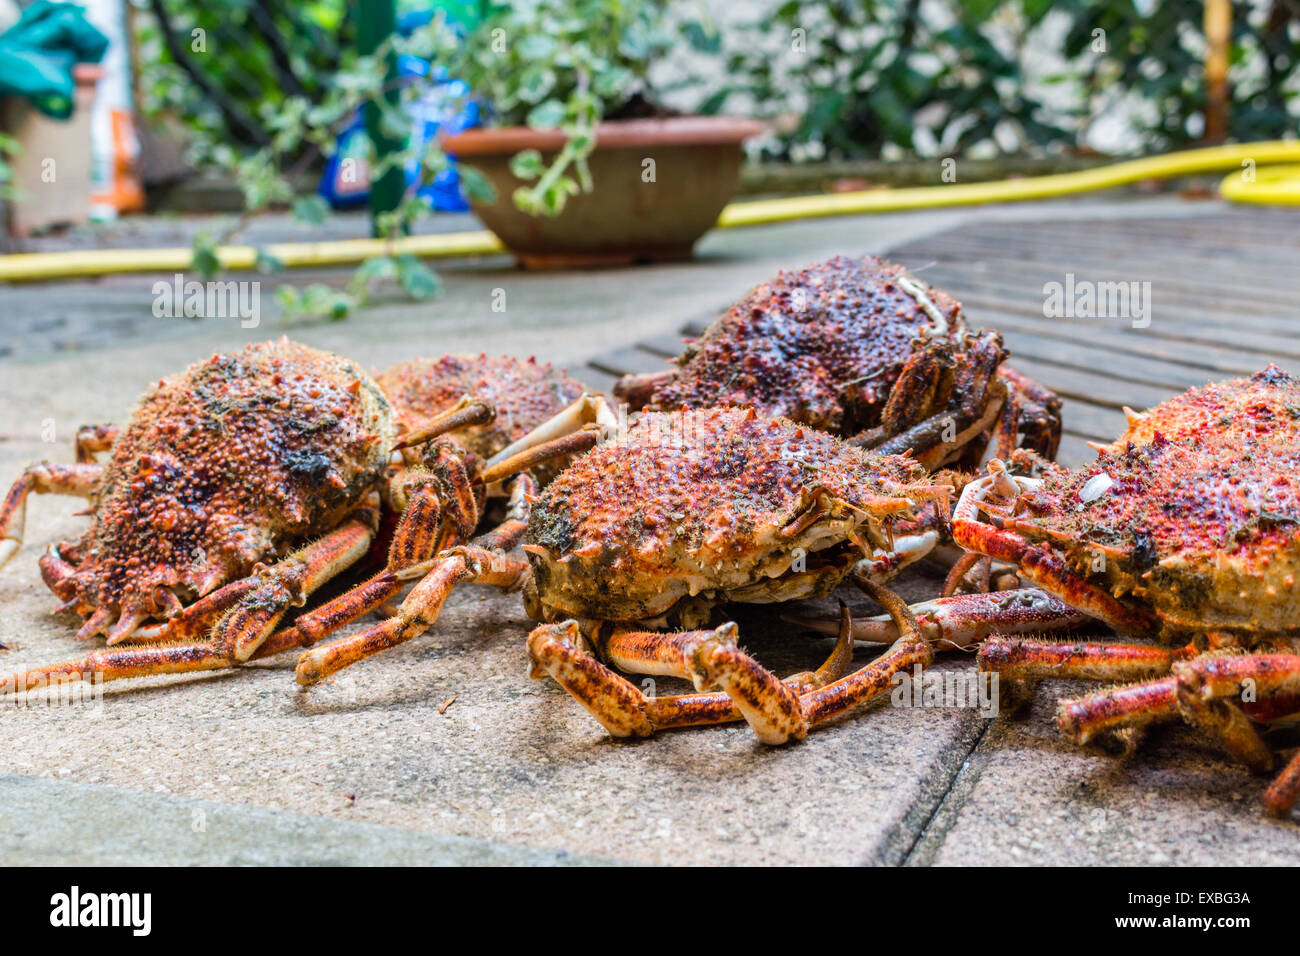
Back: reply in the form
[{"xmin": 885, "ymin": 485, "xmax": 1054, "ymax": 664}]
[{"xmin": 425, "ymin": 0, "xmax": 763, "ymax": 267}]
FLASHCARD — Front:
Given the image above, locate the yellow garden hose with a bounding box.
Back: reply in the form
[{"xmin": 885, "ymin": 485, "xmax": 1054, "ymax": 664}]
[
  {"xmin": 1, "ymin": 139, "xmax": 1297, "ymax": 283},
  {"xmin": 1218, "ymin": 161, "xmax": 1300, "ymax": 205}
]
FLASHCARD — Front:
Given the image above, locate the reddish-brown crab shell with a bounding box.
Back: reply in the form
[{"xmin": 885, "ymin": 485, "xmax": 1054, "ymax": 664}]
[
  {"xmin": 524, "ymin": 406, "xmax": 947, "ymax": 626},
  {"xmin": 956, "ymin": 366, "xmax": 1300, "ymax": 642},
  {"xmin": 613, "ymin": 254, "xmax": 1061, "ymax": 465},
  {"xmin": 41, "ymin": 339, "xmax": 393, "ymax": 641},
  {"xmin": 378, "ymin": 353, "xmax": 585, "ymax": 468}
]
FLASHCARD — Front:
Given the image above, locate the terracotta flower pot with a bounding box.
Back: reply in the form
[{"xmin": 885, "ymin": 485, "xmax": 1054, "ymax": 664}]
[{"xmin": 442, "ymin": 116, "xmax": 764, "ymax": 268}]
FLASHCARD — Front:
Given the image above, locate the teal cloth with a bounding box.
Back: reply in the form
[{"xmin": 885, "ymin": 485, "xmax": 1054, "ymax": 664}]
[{"xmin": 0, "ymin": 1, "xmax": 109, "ymax": 118}]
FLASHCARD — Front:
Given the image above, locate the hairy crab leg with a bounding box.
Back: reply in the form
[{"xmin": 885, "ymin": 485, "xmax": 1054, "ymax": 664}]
[
  {"xmin": 1265, "ymin": 752, "xmax": 1300, "ymax": 818},
  {"xmin": 483, "ymin": 393, "xmax": 619, "ymax": 475},
  {"xmin": 254, "ymin": 474, "xmax": 535, "ymax": 661},
  {"xmin": 260, "ymin": 394, "xmax": 594, "ymax": 683},
  {"xmin": 391, "ymin": 397, "xmax": 495, "ymax": 452},
  {"xmin": 0, "ymin": 518, "xmax": 376, "ymax": 696},
  {"xmin": 1053, "ymin": 655, "xmax": 1300, "ymax": 815},
  {"xmin": 612, "ymin": 368, "xmax": 676, "ymax": 411},
  {"xmin": 862, "ymin": 330, "xmax": 1008, "ymax": 470},
  {"xmin": 978, "ymin": 635, "xmax": 1200, "ymax": 682},
  {"xmin": 74, "ymin": 423, "xmax": 120, "ymax": 463},
  {"xmin": 526, "ymin": 604, "xmax": 861, "ymax": 739},
  {"xmin": 995, "ymin": 364, "xmax": 1062, "ymax": 461},
  {"xmin": 128, "ymin": 498, "xmax": 381, "ymax": 645},
  {"xmin": 533, "ymin": 582, "xmax": 943, "ymax": 745},
  {"xmin": 0, "ymin": 462, "xmax": 102, "ymax": 568},
  {"xmin": 951, "ymin": 461, "xmax": 1160, "ymax": 637},
  {"xmin": 294, "ymin": 544, "xmax": 530, "ymax": 685},
  {"xmin": 942, "ymin": 550, "xmax": 987, "ymax": 596},
  {"xmin": 796, "ymin": 578, "xmax": 932, "ymax": 729},
  {"xmin": 789, "ymin": 587, "xmax": 1090, "ymax": 651},
  {"xmin": 1056, "ymin": 678, "xmax": 1182, "ymax": 742},
  {"xmin": 291, "ymin": 414, "xmax": 594, "ymax": 685}
]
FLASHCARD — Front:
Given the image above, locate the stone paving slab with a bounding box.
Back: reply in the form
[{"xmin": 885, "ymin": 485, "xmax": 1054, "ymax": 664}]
[
  {"xmin": 0, "ymin": 773, "xmax": 608, "ymax": 866},
  {"xmin": 908, "ymin": 683, "xmax": 1300, "ymax": 866},
  {"xmin": 3, "ymin": 195, "xmax": 1293, "ymax": 865}
]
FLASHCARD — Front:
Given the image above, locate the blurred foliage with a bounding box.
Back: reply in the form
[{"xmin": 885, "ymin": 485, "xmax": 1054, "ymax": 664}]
[
  {"xmin": 704, "ymin": 0, "xmax": 1300, "ymax": 159},
  {"xmin": 138, "ymin": 0, "xmax": 352, "ymax": 155},
  {"xmin": 1059, "ymin": 0, "xmax": 1300, "ymax": 150},
  {"xmin": 148, "ymin": 0, "xmax": 717, "ymax": 320},
  {"xmin": 702, "ymin": 0, "xmax": 1069, "ymax": 158}
]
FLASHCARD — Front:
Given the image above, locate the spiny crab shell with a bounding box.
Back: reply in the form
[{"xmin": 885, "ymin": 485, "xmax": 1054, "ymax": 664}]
[
  {"xmin": 52, "ymin": 339, "xmax": 393, "ymax": 640},
  {"xmin": 620, "ymin": 255, "xmax": 964, "ymax": 435},
  {"xmin": 998, "ymin": 366, "xmax": 1300, "ymax": 640},
  {"xmin": 524, "ymin": 406, "xmax": 944, "ymax": 625},
  {"xmin": 378, "ymin": 353, "xmax": 584, "ymax": 465}
]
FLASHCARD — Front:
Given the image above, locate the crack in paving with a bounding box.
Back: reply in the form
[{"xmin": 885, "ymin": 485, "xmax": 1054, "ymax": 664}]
[{"xmin": 898, "ymin": 717, "xmax": 993, "ymax": 866}]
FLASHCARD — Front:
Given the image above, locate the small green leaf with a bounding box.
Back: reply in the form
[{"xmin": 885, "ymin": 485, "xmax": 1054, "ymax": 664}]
[
  {"xmin": 191, "ymin": 236, "xmax": 221, "ymax": 281},
  {"xmin": 458, "ymin": 164, "xmax": 497, "ymax": 203},
  {"xmin": 254, "ymin": 250, "xmax": 285, "ymax": 274},
  {"xmin": 395, "ymin": 255, "xmax": 441, "ymax": 300},
  {"xmin": 526, "ymin": 99, "xmax": 566, "ymax": 130},
  {"xmin": 349, "ymin": 255, "xmax": 397, "ymax": 297},
  {"xmin": 291, "ymin": 196, "xmax": 331, "ymax": 225},
  {"xmin": 508, "ymin": 149, "xmax": 545, "ymax": 180}
]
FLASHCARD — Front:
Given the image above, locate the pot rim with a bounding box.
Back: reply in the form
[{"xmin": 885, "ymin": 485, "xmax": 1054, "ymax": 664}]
[{"xmin": 441, "ymin": 115, "xmax": 765, "ymax": 156}]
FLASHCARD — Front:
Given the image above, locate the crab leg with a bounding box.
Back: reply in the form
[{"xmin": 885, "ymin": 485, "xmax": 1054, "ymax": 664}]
[
  {"xmin": 1265, "ymin": 752, "xmax": 1300, "ymax": 818},
  {"xmin": 392, "ymin": 398, "xmax": 495, "ymax": 452},
  {"xmin": 862, "ymin": 330, "xmax": 1008, "ymax": 470},
  {"xmin": 483, "ymin": 393, "xmax": 619, "ymax": 476},
  {"xmin": 978, "ymin": 635, "xmax": 1199, "ymax": 682},
  {"xmin": 995, "ymin": 364, "xmax": 1062, "ymax": 461},
  {"xmin": 796, "ymin": 579, "xmax": 932, "ymax": 729},
  {"xmin": 612, "ymin": 368, "xmax": 676, "ymax": 411},
  {"xmin": 951, "ymin": 462, "xmax": 1161, "ymax": 637},
  {"xmin": 255, "ymin": 474, "xmax": 536, "ymax": 661},
  {"xmin": 533, "ymin": 582, "xmax": 940, "ymax": 744},
  {"xmin": 1054, "ymin": 655, "xmax": 1300, "ymax": 814},
  {"xmin": 527, "ymin": 604, "xmax": 860, "ymax": 739},
  {"xmin": 288, "ymin": 419, "xmax": 591, "ymax": 683},
  {"xmin": 0, "ymin": 462, "xmax": 102, "ymax": 568},
  {"xmin": 74, "ymin": 423, "xmax": 120, "ymax": 463},
  {"xmin": 1056, "ymin": 678, "xmax": 1182, "ymax": 742},
  {"xmin": 0, "ymin": 518, "xmax": 376, "ymax": 696},
  {"xmin": 294, "ymin": 544, "xmax": 530, "ymax": 685},
  {"xmin": 127, "ymin": 499, "xmax": 380, "ymax": 646},
  {"xmin": 479, "ymin": 430, "xmax": 598, "ymax": 487},
  {"xmin": 942, "ymin": 550, "xmax": 990, "ymax": 596},
  {"xmin": 790, "ymin": 587, "xmax": 1090, "ymax": 651}
]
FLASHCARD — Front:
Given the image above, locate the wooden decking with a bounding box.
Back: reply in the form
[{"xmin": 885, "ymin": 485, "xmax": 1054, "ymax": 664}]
[{"xmin": 586, "ymin": 206, "xmax": 1300, "ymax": 466}]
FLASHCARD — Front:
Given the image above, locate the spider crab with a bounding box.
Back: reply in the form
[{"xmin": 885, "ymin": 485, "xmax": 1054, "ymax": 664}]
[
  {"xmin": 950, "ymin": 366, "xmax": 1300, "ymax": 816},
  {"xmin": 0, "ymin": 340, "xmax": 607, "ymax": 695},
  {"xmin": 614, "ymin": 255, "xmax": 1062, "ymax": 470},
  {"xmin": 514, "ymin": 404, "xmax": 1053, "ymax": 743}
]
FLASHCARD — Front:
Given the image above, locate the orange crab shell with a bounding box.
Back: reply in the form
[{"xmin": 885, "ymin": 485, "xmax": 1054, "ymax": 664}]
[
  {"xmin": 1005, "ymin": 367, "xmax": 1300, "ymax": 638},
  {"xmin": 53, "ymin": 339, "xmax": 394, "ymax": 639},
  {"xmin": 525, "ymin": 407, "xmax": 942, "ymax": 622},
  {"xmin": 378, "ymin": 353, "xmax": 584, "ymax": 462},
  {"xmin": 640, "ymin": 255, "xmax": 964, "ymax": 435},
  {"xmin": 1101, "ymin": 364, "xmax": 1300, "ymax": 452}
]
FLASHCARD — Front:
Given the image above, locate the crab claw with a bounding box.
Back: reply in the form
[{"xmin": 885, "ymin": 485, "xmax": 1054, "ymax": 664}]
[{"xmin": 681, "ymin": 622, "xmax": 741, "ymax": 693}]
